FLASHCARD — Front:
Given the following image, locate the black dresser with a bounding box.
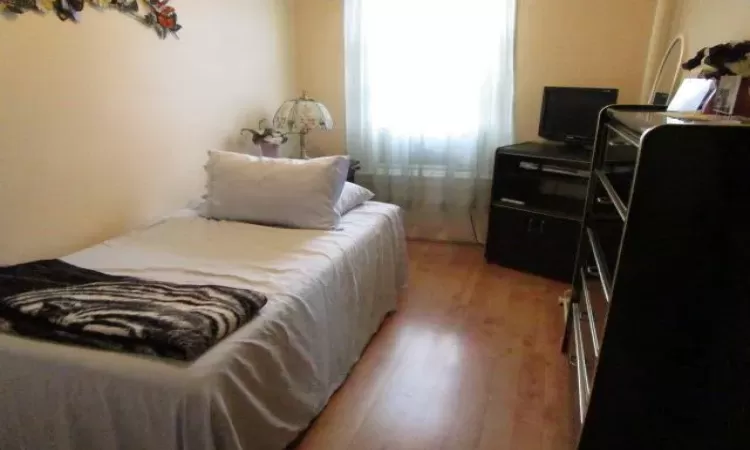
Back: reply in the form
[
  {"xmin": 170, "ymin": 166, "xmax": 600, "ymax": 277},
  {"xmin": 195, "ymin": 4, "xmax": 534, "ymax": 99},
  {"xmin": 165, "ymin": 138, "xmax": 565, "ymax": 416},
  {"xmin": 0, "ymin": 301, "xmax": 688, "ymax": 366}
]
[
  {"xmin": 564, "ymin": 105, "xmax": 750, "ymax": 449},
  {"xmin": 484, "ymin": 142, "xmax": 634, "ymax": 281}
]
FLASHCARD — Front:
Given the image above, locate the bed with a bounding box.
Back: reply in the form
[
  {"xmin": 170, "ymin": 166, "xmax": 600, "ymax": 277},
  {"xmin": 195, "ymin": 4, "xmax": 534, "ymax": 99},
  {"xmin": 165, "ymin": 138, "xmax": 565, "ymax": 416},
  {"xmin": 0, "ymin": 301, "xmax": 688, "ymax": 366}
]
[{"xmin": 0, "ymin": 201, "xmax": 407, "ymax": 450}]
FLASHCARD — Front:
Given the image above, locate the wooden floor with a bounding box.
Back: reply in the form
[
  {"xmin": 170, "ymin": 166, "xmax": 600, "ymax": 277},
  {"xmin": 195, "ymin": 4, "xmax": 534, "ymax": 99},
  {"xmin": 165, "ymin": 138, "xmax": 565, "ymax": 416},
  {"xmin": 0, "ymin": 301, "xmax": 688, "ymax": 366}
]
[
  {"xmin": 296, "ymin": 241, "xmax": 573, "ymax": 450},
  {"xmin": 403, "ymin": 209, "xmax": 489, "ymax": 244}
]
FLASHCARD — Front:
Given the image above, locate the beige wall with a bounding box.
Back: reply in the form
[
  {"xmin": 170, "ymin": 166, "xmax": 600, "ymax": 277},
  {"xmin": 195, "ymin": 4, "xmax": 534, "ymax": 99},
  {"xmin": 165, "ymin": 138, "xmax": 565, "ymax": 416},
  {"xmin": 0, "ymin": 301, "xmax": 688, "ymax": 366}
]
[
  {"xmin": 292, "ymin": 0, "xmax": 657, "ymax": 147},
  {"xmin": 515, "ymin": 0, "xmax": 656, "ymax": 141},
  {"xmin": 291, "ymin": 0, "xmax": 346, "ymax": 155},
  {"xmin": 0, "ymin": 1, "xmax": 294, "ymax": 265},
  {"xmin": 668, "ymin": 0, "xmax": 750, "ymax": 60},
  {"xmin": 641, "ymin": 0, "xmax": 680, "ymax": 101},
  {"xmin": 641, "ymin": 0, "xmax": 750, "ymax": 103}
]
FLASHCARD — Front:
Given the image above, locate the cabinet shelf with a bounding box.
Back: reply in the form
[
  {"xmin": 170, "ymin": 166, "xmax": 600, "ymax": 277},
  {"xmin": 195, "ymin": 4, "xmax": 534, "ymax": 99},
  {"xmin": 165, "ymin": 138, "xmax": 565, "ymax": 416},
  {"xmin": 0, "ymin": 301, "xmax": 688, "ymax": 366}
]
[
  {"xmin": 605, "ymin": 122, "xmax": 641, "ymax": 148},
  {"xmin": 492, "ymin": 196, "xmax": 583, "ymax": 222},
  {"xmin": 585, "ymin": 227, "xmax": 612, "ymax": 303},
  {"xmin": 595, "ymin": 170, "xmax": 628, "ymax": 221},
  {"xmin": 579, "ymin": 268, "xmax": 600, "ymax": 358}
]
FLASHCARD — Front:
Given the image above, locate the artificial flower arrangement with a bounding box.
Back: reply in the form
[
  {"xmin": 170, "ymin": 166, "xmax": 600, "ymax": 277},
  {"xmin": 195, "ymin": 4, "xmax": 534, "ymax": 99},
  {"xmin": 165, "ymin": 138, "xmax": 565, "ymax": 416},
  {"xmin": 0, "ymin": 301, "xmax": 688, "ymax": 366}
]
[
  {"xmin": 241, "ymin": 120, "xmax": 289, "ymax": 158},
  {"xmin": 682, "ymin": 40, "xmax": 750, "ymax": 79}
]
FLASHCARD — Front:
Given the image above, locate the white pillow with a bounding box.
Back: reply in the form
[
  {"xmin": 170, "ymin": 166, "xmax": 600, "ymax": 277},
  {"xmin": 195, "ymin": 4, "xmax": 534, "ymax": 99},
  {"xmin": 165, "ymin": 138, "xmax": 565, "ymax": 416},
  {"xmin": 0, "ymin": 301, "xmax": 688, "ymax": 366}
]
[
  {"xmin": 204, "ymin": 150, "xmax": 348, "ymax": 229},
  {"xmin": 336, "ymin": 182, "xmax": 374, "ymax": 215}
]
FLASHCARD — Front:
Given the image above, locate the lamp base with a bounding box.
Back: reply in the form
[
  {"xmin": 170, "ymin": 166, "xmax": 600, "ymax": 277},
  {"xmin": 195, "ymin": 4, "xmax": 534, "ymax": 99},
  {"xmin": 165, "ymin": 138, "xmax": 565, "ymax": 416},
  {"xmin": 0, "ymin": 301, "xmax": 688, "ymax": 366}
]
[{"xmin": 299, "ymin": 131, "xmax": 309, "ymax": 159}]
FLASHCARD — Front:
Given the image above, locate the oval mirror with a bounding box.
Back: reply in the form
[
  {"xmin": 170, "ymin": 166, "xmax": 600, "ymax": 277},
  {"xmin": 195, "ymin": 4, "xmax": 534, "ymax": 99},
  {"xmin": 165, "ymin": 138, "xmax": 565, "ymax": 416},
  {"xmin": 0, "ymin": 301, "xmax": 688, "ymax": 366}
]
[{"xmin": 649, "ymin": 35, "xmax": 685, "ymax": 106}]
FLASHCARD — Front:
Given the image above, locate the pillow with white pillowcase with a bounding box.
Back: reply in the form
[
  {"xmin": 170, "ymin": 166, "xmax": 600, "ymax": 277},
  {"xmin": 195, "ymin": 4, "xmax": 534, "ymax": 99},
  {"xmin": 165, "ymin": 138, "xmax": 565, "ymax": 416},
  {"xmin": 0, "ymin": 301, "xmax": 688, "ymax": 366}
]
[
  {"xmin": 203, "ymin": 150, "xmax": 348, "ymax": 229},
  {"xmin": 336, "ymin": 182, "xmax": 374, "ymax": 215}
]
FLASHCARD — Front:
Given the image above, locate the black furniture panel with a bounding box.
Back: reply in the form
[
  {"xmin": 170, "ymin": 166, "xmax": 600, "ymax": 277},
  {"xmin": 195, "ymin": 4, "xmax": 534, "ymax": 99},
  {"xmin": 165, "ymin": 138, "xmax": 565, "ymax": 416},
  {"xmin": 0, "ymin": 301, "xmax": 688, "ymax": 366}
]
[
  {"xmin": 563, "ymin": 104, "xmax": 750, "ymax": 450},
  {"xmin": 528, "ymin": 214, "xmax": 580, "ymax": 281},
  {"xmin": 486, "ymin": 205, "xmax": 579, "ymax": 281},
  {"xmin": 485, "ymin": 206, "xmax": 536, "ymax": 270}
]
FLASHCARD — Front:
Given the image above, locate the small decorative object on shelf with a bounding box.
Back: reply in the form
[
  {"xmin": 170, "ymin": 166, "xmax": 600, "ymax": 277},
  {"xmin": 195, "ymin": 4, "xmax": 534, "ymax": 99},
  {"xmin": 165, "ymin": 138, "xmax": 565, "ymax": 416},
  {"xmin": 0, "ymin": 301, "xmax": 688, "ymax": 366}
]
[
  {"xmin": 272, "ymin": 91, "xmax": 333, "ymax": 159},
  {"xmin": 711, "ymin": 75, "xmax": 744, "ymax": 115},
  {"xmin": 682, "ymin": 40, "xmax": 750, "ymax": 117},
  {"xmin": 241, "ymin": 119, "xmax": 289, "ymax": 158}
]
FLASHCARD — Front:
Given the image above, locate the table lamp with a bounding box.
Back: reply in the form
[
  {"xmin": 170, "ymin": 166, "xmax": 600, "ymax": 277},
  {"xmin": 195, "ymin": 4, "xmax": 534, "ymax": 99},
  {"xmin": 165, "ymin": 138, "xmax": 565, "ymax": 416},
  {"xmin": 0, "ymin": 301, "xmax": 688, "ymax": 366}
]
[{"xmin": 272, "ymin": 91, "xmax": 334, "ymax": 159}]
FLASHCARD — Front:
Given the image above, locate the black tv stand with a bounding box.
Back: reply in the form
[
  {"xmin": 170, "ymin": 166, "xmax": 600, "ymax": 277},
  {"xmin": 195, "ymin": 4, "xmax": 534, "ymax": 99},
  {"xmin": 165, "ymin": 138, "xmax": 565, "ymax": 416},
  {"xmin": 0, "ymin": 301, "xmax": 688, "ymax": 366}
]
[
  {"xmin": 560, "ymin": 140, "xmax": 593, "ymax": 153},
  {"xmin": 484, "ymin": 141, "xmax": 635, "ymax": 281}
]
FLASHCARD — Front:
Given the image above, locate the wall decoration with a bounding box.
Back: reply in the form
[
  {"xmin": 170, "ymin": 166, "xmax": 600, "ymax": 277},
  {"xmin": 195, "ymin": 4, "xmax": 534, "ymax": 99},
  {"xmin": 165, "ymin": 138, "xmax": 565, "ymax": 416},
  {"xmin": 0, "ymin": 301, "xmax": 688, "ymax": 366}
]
[
  {"xmin": 1, "ymin": 0, "xmax": 182, "ymax": 40},
  {"xmin": 53, "ymin": 0, "xmax": 83, "ymax": 21},
  {"xmin": 1, "ymin": 0, "xmax": 41, "ymax": 14},
  {"xmin": 142, "ymin": 0, "xmax": 181, "ymax": 39},
  {"xmin": 110, "ymin": 0, "xmax": 138, "ymax": 13}
]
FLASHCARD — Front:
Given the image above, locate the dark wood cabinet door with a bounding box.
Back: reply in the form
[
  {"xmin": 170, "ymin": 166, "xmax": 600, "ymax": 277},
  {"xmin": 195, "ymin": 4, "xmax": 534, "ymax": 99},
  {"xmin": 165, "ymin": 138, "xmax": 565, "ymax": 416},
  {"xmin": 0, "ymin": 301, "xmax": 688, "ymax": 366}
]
[
  {"xmin": 531, "ymin": 215, "xmax": 580, "ymax": 281},
  {"xmin": 485, "ymin": 206, "xmax": 537, "ymax": 268},
  {"xmin": 486, "ymin": 205, "xmax": 579, "ymax": 281}
]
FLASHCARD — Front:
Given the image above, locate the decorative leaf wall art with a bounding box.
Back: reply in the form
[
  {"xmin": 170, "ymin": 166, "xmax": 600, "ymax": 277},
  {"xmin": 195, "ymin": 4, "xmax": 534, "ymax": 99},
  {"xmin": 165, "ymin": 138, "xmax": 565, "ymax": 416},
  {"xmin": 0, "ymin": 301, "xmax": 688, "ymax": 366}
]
[
  {"xmin": 142, "ymin": 0, "xmax": 181, "ymax": 39},
  {"xmin": 53, "ymin": 0, "xmax": 84, "ymax": 22},
  {"xmin": 111, "ymin": 0, "xmax": 138, "ymax": 13},
  {"xmin": 0, "ymin": 0, "xmax": 182, "ymax": 40},
  {"xmin": 0, "ymin": 0, "xmax": 42, "ymax": 14}
]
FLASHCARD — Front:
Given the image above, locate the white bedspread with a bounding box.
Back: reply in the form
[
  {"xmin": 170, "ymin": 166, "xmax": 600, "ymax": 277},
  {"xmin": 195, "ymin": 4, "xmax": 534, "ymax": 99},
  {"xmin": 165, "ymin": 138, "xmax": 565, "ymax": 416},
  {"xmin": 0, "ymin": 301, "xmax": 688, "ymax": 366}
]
[{"xmin": 0, "ymin": 202, "xmax": 406, "ymax": 450}]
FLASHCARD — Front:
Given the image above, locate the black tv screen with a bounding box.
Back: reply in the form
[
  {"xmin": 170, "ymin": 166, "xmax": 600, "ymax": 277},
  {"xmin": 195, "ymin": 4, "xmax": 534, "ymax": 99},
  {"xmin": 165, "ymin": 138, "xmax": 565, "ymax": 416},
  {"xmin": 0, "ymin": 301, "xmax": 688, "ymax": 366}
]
[{"xmin": 538, "ymin": 87, "xmax": 618, "ymax": 145}]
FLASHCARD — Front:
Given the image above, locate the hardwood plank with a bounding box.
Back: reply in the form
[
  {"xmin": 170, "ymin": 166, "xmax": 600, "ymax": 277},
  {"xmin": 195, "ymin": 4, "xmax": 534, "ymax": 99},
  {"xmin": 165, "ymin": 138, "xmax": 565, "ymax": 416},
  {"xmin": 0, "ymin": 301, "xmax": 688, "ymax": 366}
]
[
  {"xmin": 295, "ymin": 242, "xmax": 572, "ymax": 450},
  {"xmin": 475, "ymin": 343, "xmax": 523, "ymax": 450}
]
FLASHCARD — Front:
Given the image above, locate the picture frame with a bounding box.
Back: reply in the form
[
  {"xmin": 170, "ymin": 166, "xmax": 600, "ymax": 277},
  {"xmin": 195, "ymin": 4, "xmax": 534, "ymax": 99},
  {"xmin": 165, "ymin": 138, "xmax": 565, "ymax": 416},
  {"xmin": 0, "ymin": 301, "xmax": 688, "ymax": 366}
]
[{"xmin": 712, "ymin": 75, "xmax": 743, "ymax": 116}]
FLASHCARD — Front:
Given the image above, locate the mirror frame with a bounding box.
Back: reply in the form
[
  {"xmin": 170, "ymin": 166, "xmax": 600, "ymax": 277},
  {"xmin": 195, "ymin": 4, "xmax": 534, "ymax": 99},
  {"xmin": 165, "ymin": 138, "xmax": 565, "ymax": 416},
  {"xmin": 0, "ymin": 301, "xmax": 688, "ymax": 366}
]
[{"xmin": 648, "ymin": 34, "xmax": 685, "ymax": 105}]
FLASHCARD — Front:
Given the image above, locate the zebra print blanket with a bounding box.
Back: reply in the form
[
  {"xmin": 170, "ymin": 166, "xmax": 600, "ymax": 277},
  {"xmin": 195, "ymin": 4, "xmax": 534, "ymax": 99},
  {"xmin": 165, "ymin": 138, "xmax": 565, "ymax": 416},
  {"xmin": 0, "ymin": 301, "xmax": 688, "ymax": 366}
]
[{"xmin": 0, "ymin": 260, "xmax": 268, "ymax": 361}]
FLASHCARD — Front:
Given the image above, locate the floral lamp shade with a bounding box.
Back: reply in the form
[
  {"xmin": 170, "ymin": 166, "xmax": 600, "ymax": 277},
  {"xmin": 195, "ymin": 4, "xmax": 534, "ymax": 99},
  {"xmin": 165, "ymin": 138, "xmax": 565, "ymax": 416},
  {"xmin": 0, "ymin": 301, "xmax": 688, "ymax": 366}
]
[{"xmin": 272, "ymin": 91, "xmax": 334, "ymax": 134}]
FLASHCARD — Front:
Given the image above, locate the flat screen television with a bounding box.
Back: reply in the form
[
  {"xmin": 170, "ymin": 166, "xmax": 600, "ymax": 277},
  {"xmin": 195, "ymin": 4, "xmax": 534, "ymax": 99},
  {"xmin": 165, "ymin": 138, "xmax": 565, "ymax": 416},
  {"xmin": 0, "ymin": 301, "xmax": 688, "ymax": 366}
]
[{"xmin": 538, "ymin": 86, "xmax": 619, "ymax": 147}]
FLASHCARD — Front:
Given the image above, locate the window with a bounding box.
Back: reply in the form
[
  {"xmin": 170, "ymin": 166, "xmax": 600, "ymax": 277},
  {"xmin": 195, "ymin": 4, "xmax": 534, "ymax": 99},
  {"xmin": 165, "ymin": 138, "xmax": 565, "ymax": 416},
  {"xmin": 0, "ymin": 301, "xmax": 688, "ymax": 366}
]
[{"xmin": 359, "ymin": 0, "xmax": 511, "ymax": 137}]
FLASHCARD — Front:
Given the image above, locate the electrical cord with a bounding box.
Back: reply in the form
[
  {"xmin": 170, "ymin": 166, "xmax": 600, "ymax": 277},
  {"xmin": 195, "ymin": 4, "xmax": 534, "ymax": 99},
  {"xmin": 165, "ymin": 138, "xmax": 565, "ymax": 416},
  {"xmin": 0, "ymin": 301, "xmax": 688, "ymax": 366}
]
[{"xmin": 469, "ymin": 210, "xmax": 479, "ymax": 244}]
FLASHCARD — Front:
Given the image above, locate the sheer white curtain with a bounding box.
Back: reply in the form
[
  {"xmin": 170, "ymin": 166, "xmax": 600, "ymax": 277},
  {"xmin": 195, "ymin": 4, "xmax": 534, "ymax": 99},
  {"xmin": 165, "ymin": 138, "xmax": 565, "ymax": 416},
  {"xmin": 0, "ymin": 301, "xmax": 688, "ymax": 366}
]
[{"xmin": 345, "ymin": 0, "xmax": 515, "ymax": 240}]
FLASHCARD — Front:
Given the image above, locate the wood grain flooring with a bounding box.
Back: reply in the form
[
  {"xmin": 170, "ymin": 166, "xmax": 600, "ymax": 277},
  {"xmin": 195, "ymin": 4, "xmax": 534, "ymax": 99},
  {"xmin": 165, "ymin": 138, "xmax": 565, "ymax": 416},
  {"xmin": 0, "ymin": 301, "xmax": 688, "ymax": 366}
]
[
  {"xmin": 295, "ymin": 242, "xmax": 573, "ymax": 450},
  {"xmin": 403, "ymin": 210, "xmax": 489, "ymax": 244}
]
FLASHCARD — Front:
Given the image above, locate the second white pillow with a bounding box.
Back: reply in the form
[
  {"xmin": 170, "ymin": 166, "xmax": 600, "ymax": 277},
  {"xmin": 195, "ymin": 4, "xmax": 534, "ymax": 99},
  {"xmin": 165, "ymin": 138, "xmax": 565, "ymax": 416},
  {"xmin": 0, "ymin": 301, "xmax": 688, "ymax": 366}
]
[{"xmin": 336, "ymin": 182, "xmax": 375, "ymax": 215}]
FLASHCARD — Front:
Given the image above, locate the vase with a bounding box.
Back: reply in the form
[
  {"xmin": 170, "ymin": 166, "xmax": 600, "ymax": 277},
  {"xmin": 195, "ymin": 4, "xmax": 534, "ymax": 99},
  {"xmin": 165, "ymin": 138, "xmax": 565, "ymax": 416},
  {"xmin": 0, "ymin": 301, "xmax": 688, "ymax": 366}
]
[{"xmin": 259, "ymin": 142, "xmax": 281, "ymax": 158}]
